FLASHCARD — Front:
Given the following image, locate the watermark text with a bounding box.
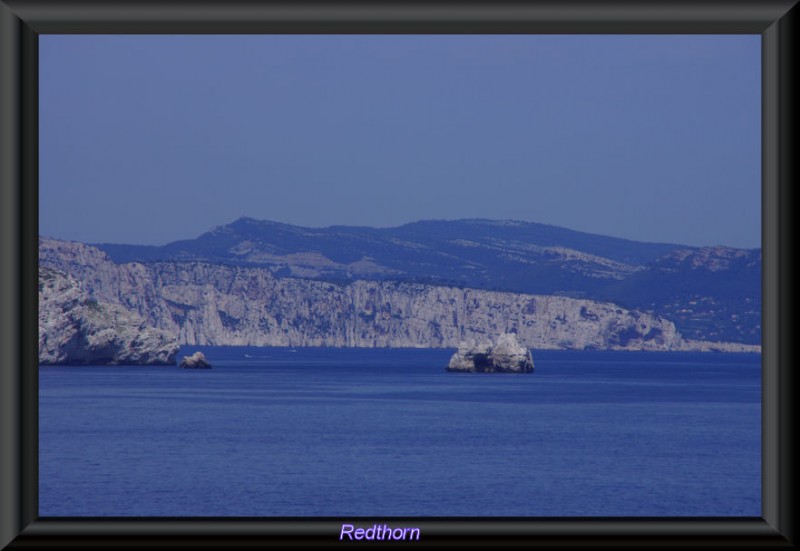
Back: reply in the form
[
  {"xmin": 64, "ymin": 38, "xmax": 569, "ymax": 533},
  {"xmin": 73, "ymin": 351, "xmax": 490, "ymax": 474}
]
[{"xmin": 340, "ymin": 524, "xmax": 420, "ymax": 541}]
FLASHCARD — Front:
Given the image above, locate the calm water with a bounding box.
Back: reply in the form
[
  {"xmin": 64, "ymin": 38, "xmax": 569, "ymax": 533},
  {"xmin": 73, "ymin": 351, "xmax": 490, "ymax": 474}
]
[{"xmin": 39, "ymin": 347, "xmax": 761, "ymax": 517}]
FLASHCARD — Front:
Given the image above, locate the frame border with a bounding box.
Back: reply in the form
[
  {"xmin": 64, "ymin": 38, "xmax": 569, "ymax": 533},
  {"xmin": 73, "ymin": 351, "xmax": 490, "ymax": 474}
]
[{"xmin": 1, "ymin": 1, "xmax": 796, "ymax": 548}]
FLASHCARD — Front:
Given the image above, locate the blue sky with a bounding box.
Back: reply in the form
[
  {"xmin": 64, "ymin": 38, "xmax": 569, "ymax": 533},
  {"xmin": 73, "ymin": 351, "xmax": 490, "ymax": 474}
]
[{"xmin": 40, "ymin": 35, "xmax": 761, "ymax": 248}]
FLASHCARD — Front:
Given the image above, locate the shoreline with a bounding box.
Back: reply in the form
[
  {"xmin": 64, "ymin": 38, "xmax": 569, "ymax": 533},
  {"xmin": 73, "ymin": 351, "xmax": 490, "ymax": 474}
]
[{"xmin": 175, "ymin": 343, "xmax": 763, "ymax": 354}]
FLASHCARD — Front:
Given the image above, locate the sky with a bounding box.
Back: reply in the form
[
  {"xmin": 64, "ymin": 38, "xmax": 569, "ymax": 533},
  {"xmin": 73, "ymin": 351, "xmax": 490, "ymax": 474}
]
[{"xmin": 39, "ymin": 35, "xmax": 761, "ymax": 248}]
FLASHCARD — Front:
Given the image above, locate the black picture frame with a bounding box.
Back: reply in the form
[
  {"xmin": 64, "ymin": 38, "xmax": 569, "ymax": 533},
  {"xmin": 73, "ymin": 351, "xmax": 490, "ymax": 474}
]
[{"xmin": 1, "ymin": 1, "xmax": 796, "ymax": 548}]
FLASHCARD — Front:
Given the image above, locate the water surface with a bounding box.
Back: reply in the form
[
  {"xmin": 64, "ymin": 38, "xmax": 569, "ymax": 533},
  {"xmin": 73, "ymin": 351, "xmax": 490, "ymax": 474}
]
[{"xmin": 39, "ymin": 347, "xmax": 761, "ymax": 517}]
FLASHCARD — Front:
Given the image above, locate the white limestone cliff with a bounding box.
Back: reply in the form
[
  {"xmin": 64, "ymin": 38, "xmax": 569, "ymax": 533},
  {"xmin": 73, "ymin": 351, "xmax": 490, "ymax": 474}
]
[
  {"xmin": 38, "ymin": 267, "xmax": 179, "ymax": 365},
  {"xmin": 38, "ymin": 237, "xmax": 759, "ymax": 353}
]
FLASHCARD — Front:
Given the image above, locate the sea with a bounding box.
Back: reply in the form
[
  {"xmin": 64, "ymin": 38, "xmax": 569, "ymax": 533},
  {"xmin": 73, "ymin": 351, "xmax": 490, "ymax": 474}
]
[{"xmin": 39, "ymin": 347, "xmax": 761, "ymax": 517}]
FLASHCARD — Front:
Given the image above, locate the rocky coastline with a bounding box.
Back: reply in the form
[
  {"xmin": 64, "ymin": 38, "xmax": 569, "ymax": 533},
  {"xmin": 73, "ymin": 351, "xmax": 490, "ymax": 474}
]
[
  {"xmin": 39, "ymin": 267, "xmax": 179, "ymax": 365},
  {"xmin": 38, "ymin": 237, "xmax": 761, "ymax": 356}
]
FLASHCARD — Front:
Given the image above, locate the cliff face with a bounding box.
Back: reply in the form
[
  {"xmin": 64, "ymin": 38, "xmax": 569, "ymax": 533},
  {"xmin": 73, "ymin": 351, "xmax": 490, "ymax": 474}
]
[
  {"xmin": 39, "ymin": 267, "xmax": 179, "ymax": 365},
  {"xmin": 95, "ymin": 217, "xmax": 762, "ymax": 345},
  {"xmin": 39, "ymin": 237, "xmax": 756, "ymax": 352}
]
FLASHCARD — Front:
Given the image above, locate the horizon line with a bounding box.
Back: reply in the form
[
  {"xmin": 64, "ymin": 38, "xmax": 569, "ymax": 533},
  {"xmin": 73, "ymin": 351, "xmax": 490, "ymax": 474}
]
[{"xmin": 39, "ymin": 215, "xmax": 761, "ymax": 251}]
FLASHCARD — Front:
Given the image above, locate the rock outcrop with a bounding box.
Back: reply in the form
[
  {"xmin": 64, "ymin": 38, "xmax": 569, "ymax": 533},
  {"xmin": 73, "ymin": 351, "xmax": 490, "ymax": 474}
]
[
  {"xmin": 447, "ymin": 333, "xmax": 534, "ymax": 373},
  {"xmin": 179, "ymin": 351, "xmax": 212, "ymax": 369},
  {"xmin": 39, "ymin": 267, "xmax": 179, "ymax": 365},
  {"xmin": 39, "ymin": 237, "xmax": 760, "ymax": 353}
]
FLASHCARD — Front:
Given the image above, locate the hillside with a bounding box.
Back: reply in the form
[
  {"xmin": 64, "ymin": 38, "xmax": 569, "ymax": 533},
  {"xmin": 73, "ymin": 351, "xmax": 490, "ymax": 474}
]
[
  {"xmin": 38, "ymin": 237, "xmax": 762, "ymax": 352},
  {"xmin": 89, "ymin": 217, "xmax": 761, "ymax": 344}
]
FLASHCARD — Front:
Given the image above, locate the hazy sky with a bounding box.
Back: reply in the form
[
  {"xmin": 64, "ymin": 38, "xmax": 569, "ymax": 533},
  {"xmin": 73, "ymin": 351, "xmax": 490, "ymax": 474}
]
[{"xmin": 40, "ymin": 34, "xmax": 761, "ymax": 248}]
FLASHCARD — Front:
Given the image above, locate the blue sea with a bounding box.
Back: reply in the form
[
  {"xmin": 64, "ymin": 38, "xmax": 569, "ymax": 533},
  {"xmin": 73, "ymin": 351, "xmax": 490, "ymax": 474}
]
[{"xmin": 39, "ymin": 347, "xmax": 761, "ymax": 517}]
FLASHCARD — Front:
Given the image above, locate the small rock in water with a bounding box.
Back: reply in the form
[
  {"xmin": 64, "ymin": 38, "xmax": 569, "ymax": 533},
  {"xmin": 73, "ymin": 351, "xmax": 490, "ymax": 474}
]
[
  {"xmin": 446, "ymin": 333, "xmax": 534, "ymax": 373},
  {"xmin": 180, "ymin": 351, "xmax": 212, "ymax": 369}
]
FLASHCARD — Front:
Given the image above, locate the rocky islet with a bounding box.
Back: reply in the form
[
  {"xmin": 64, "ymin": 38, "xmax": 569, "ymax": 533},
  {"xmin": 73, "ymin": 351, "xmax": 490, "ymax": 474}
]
[{"xmin": 447, "ymin": 333, "xmax": 534, "ymax": 373}]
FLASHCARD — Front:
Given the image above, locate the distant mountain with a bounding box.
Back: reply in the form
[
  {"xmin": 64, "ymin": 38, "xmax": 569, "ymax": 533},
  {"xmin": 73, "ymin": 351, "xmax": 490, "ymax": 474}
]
[
  {"xmin": 40, "ymin": 237, "xmax": 758, "ymax": 353},
  {"xmin": 92, "ymin": 217, "xmax": 761, "ymax": 344},
  {"xmin": 97, "ymin": 217, "xmax": 679, "ymax": 290}
]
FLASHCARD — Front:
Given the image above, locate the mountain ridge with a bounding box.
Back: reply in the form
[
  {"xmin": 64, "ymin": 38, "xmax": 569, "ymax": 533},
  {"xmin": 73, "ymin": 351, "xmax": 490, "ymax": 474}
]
[{"xmin": 81, "ymin": 217, "xmax": 759, "ymax": 344}]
